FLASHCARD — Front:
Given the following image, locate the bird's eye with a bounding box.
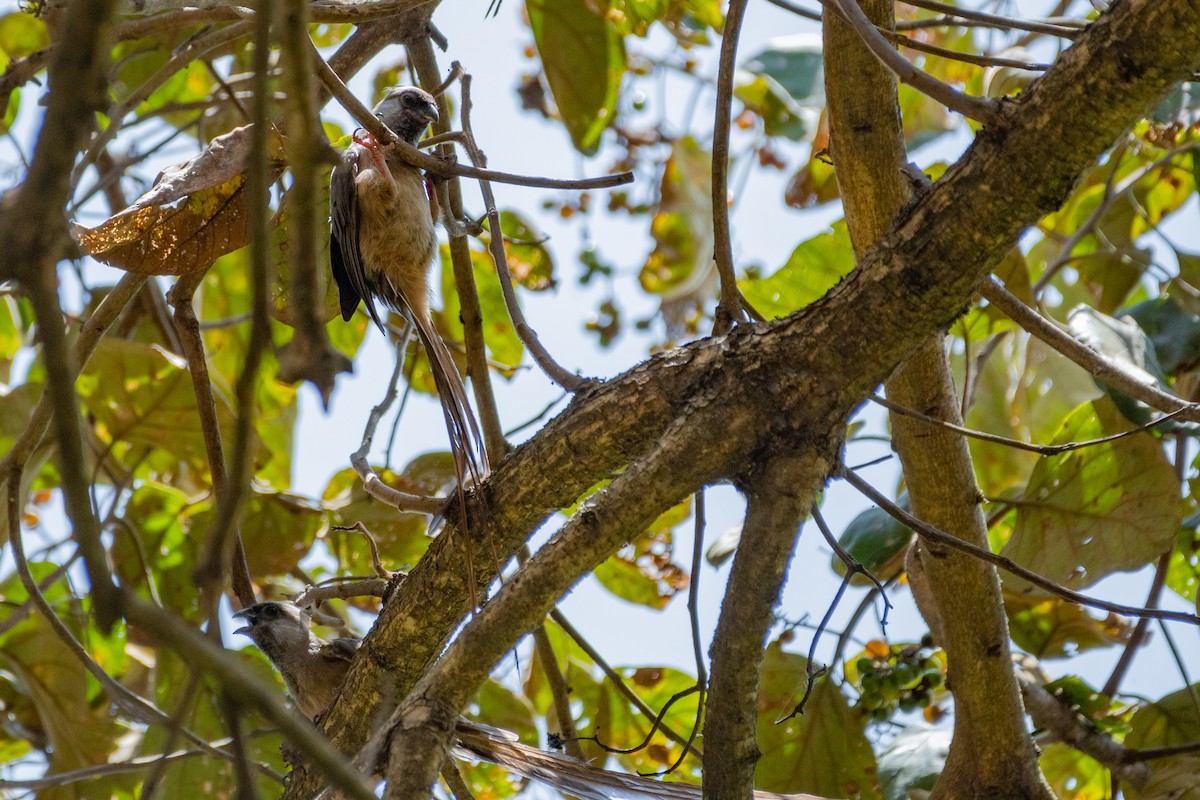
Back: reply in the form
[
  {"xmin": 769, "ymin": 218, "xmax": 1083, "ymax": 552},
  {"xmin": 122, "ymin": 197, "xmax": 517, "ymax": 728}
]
[
  {"xmin": 262, "ymin": 604, "xmax": 280, "ymax": 619},
  {"xmin": 402, "ymin": 93, "xmax": 418, "ymax": 107}
]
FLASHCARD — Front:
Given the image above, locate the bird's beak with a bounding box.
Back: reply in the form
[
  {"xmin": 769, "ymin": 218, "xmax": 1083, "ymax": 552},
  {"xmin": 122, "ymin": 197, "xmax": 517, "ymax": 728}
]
[
  {"xmin": 421, "ymin": 103, "xmax": 439, "ymax": 127},
  {"xmin": 231, "ymin": 608, "xmax": 255, "ymax": 636}
]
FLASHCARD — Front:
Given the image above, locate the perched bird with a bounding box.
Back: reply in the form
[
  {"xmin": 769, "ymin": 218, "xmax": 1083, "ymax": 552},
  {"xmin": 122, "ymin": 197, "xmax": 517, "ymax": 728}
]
[
  {"xmin": 233, "ymin": 601, "xmax": 359, "ymax": 720},
  {"xmin": 238, "ymin": 601, "xmax": 797, "ymax": 800},
  {"xmin": 329, "ymin": 86, "xmax": 488, "ymax": 495}
]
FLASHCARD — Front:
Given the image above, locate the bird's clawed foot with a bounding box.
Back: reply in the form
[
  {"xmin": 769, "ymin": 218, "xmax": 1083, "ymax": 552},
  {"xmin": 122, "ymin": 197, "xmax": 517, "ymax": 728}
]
[{"xmin": 353, "ymin": 129, "xmax": 393, "ymax": 175}]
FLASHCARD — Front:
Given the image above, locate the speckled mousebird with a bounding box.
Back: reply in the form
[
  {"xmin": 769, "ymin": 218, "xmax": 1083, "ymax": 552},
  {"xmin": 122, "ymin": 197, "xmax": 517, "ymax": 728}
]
[{"xmin": 330, "ymin": 86, "xmax": 488, "ymax": 495}]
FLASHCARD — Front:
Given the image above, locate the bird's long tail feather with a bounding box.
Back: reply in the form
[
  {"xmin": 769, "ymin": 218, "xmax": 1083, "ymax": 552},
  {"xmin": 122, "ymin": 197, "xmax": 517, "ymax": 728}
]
[{"xmin": 453, "ymin": 720, "xmax": 826, "ymax": 800}]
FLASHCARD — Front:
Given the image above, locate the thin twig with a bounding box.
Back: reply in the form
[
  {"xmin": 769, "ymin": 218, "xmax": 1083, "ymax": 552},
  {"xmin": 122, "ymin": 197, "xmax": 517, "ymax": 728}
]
[
  {"xmin": 6, "ymin": 464, "xmax": 277, "ymax": 776},
  {"xmin": 193, "ymin": 0, "xmax": 274, "ymax": 613},
  {"xmin": 293, "ymin": 578, "xmax": 393, "ymax": 608},
  {"xmin": 645, "ymin": 490, "xmax": 709, "ymax": 777},
  {"xmin": 350, "ymin": 340, "xmax": 446, "ymax": 515},
  {"xmin": 548, "ymin": 610, "xmax": 704, "ymax": 761},
  {"xmin": 885, "ymin": 30, "xmax": 1053, "ymax": 70},
  {"xmin": 870, "ymin": 393, "xmax": 1187, "ymax": 455},
  {"xmin": 980, "ymin": 277, "xmax": 1200, "ymax": 424},
  {"xmin": 711, "ymin": 0, "xmax": 751, "ymax": 333},
  {"xmin": 778, "ymin": 506, "xmax": 892, "ymax": 722},
  {"xmin": 839, "ymin": 466, "xmax": 1200, "ymax": 626},
  {"xmin": 307, "ymin": 44, "xmax": 632, "ymax": 191},
  {"xmin": 902, "ymin": 0, "xmax": 1084, "ymax": 39},
  {"xmin": 409, "ymin": 48, "xmax": 509, "ymax": 460},
  {"xmin": 167, "ymin": 272, "xmax": 255, "ymax": 608},
  {"xmin": 457, "ymin": 72, "xmax": 587, "ymax": 391}
]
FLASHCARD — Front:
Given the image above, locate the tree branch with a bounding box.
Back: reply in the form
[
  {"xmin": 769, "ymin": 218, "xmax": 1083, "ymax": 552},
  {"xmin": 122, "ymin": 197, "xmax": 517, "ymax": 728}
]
[{"xmin": 704, "ymin": 452, "xmax": 829, "ymax": 800}]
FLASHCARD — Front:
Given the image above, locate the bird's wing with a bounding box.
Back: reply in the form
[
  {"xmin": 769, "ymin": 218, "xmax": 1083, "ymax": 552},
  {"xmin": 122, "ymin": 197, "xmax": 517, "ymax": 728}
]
[
  {"xmin": 320, "ymin": 636, "xmax": 362, "ymax": 664},
  {"xmin": 330, "ymin": 145, "xmax": 387, "ymax": 332}
]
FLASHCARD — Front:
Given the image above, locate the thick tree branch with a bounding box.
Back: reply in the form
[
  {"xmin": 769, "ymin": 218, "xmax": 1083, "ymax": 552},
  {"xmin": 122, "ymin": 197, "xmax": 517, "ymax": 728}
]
[
  {"xmin": 703, "ymin": 452, "xmax": 831, "ymax": 800},
  {"xmin": 382, "ymin": 414, "xmax": 736, "ymax": 800},
  {"xmin": 283, "ymin": 3, "xmax": 1200, "ymax": 794}
]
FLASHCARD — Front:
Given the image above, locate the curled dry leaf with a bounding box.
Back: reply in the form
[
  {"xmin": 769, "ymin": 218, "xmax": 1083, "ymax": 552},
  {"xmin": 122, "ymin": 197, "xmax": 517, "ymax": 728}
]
[{"xmin": 71, "ymin": 126, "xmax": 275, "ymax": 276}]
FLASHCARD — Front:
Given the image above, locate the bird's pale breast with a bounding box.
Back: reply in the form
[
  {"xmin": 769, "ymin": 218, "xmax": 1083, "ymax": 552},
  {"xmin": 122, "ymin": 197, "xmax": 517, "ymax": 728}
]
[{"xmin": 354, "ymin": 153, "xmax": 438, "ymax": 322}]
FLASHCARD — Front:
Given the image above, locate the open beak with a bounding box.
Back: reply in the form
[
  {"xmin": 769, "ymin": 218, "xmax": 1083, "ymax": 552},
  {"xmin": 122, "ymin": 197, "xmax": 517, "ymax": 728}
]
[{"xmin": 231, "ymin": 607, "xmax": 255, "ymax": 636}]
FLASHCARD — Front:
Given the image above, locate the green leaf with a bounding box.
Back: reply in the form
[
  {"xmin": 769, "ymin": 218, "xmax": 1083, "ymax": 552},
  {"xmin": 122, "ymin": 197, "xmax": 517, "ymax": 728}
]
[
  {"xmin": 1124, "ymin": 295, "xmax": 1200, "ymax": 376},
  {"xmin": 594, "ymin": 498, "xmax": 690, "ymax": 608},
  {"xmin": 1066, "ymin": 306, "xmax": 1189, "ymax": 430},
  {"xmin": 76, "ymin": 338, "xmax": 233, "ymax": 480},
  {"xmin": 741, "ymin": 36, "xmax": 824, "ymax": 105},
  {"xmin": 0, "ymin": 566, "xmax": 122, "ymax": 777},
  {"xmin": 437, "ymin": 241, "xmax": 524, "ymax": 379},
  {"xmin": 1039, "ymin": 743, "xmax": 1109, "ymax": 800},
  {"xmin": 755, "ymin": 643, "xmax": 879, "ymax": 798},
  {"xmin": 610, "ymin": 0, "xmax": 670, "ymax": 37},
  {"xmin": 528, "ymin": 0, "xmax": 625, "ymax": 155},
  {"xmin": 832, "ymin": 502, "xmax": 912, "ymax": 585},
  {"xmin": 238, "ymin": 490, "xmax": 325, "ymax": 577},
  {"xmin": 601, "ymin": 666, "xmax": 704, "ymax": 778},
  {"xmin": 1004, "ymin": 593, "xmax": 1133, "ymax": 659},
  {"xmin": 877, "ymin": 726, "xmax": 949, "ymax": 800},
  {"xmin": 0, "ymin": 86, "xmax": 18, "ymax": 136},
  {"xmin": 734, "ymin": 71, "xmax": 808, "ymax": 140},
  {"xmin": 1002, "ymin": 398, "xmax": 1181, "ymax": 594},
  {"xmin": 1127, "ymin": 683, "xmax": 1200, "ymax": 748},
  {"xmin": 0, "ymin": 12, "xmax": 49, "ymax": 61},
  {"xmin": 739, "ymin": 222, "xmax": 855, "ymax": 319},
  {"xmin": 1165, "ymin": 524, "xmax": 1200, "ymax": 604},
  {"xmin": 322, "ymin": 461, "xmax": 436, "ymax": 573},
  {"xmin": 111, "ymin": 482, "xmax": 207, "ymax": 617},
  {"xmin": 486, "ymin": 210, "xmax": 556, "ymax": 292}
]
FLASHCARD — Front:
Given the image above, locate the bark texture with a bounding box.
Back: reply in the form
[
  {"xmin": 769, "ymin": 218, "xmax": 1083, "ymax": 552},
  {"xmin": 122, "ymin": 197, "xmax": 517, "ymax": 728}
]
[{"xmin": 703, "ymin": 453, "xmax": 833, "ymax": 800}]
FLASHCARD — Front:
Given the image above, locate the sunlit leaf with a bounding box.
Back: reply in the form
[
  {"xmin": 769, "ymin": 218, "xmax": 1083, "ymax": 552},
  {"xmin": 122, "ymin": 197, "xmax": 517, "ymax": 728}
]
[
  {"xmin": 322, "ymin": 459, "xmax": 441, "ymax": 573},
  {"xmin": 610, "ymin": 0, "xmax": 670, "ymax": 37},
  {"xmin": 602, "ymin": 666, "xmax": 703, "ymax": 778},
  {"xmin": 0, "ymin": 11, "xmax": 49, "ymax": 61},
  {"xmin": 73, "ymin": 175, "xmax": 249, "ymax": 275},
  {"xmin": 1004, "ymin": 593, "xmax": 1133, "ymax": 659},
  {"xmin": 0, "ymin": 565, "xmax": 122, "ymax": 777},
  {"xmin": 739, "ymin": 221, "xmax": 854, "ymax": 319},
  {"xmin": 487, "ymin": 210, "xmax": 556, "ymax": 292},
  {"xmin": 438, "ymin": 241, "xmax": 524, "ymax": 380},
  {"xmin": 529, "ymin": 0, "xmax": 625, "ymax": 154},
  {"xmin": 76, "ymin": 338, "xmax": 233, "ymax": 479},
  {"xmin": 1039, "ymin": 743, "xmax": 1109, "ymax": 800},
  {"xmin": 1002, "ymin": 398, "xmax": 1181, "ymax": 594},
  {"xmin": 755, "ymin": 643, "xmax": 879, "ymax": 798}
]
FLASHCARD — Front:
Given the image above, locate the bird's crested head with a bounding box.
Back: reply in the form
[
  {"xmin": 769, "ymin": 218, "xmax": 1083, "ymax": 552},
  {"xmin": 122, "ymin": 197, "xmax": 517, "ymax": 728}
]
[{"xmin": 373, "ymin": 86, "xmax": 439, "ymax": 146}]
